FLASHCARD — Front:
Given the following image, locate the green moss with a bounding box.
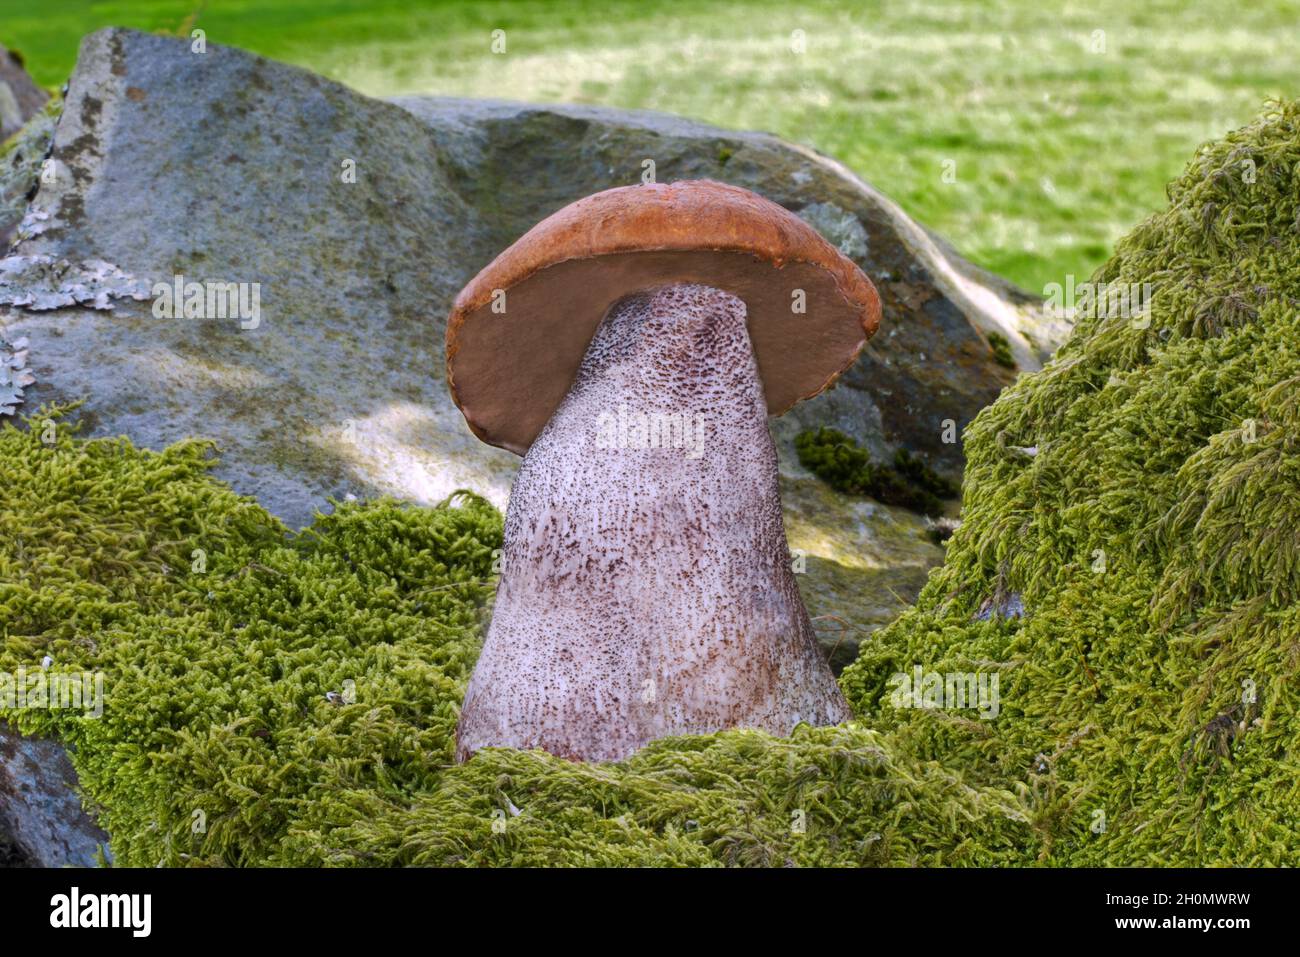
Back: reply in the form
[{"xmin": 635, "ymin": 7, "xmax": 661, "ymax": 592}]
[
  {"xmin": 986, "ymin": 331, "xmax": 1016, "ymax": 369},
  {"xmin": 4, "ymin": 100, "xmax": 1300, "ymax": 867},
  {"xmin": 292, "ymin": 725, "xmax": 1029, "ymax": 866},
  {"xmin": 0, "ymin": 408, "xmax": 502, "ymax": 866},
  {"xmin": 795, "ymin": 427, "xmax": 958, "ymax": 517}
]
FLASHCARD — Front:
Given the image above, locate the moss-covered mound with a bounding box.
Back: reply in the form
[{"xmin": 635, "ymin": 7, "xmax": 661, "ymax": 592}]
[
  {"xmin": 843, "ymin": 99, "xmax": 1300, "ymax": 864},
  {"xmin": 3, "ymin": 99, "xmax": 1298, "ymax": 866}
]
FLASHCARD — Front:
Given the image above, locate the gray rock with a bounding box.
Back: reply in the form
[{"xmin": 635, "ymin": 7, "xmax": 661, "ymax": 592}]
[
  {"xmin": 0, "ymin": 42, "xmax": 53, "ymax": 251},
  {"xmin": 975, "ymin": 591, "xmax": 1026, "ymax": 621},
  {"xmin": 798, "ymin": 201, "xmax": 872, "ymax": 261},
  {"xmin": 0, "ymin": 722, "xmax": 109, "ymax": 867},
  {"xmin": 0, "ymin": 25, "xmax": 1072, "ymax": 652},
  {"xmin": 394, "ymin": 94, "xmax": 1066, "ymax": 477},
  {"xmin": 0, "ymin": 92, "xmax": 58, "ymax": 251},
  {"xmin": 0, "ymin": 254, "xmax": 151, "ymax": 310},
  {"xmin": 0, "ymin": 44, "xmax": 48, "ymax": 143}
]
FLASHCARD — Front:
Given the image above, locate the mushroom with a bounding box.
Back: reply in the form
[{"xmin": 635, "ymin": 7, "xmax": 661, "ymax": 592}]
[{"xmin": 448, "ymin": 180, "xmax": 881, "ymax": 763}]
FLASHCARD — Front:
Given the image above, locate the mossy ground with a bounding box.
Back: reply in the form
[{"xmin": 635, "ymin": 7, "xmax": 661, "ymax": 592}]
[
  {"xmin": 3, "ymin": 100, "xmax": 1299, "ymax": 866},
  {"xmin": 0, "ymin": 411, "xmax": 502, "ymax": 865},
  {"xmin": 0, "ymin": 410, "xmax": 1025, "ymax": 866}
]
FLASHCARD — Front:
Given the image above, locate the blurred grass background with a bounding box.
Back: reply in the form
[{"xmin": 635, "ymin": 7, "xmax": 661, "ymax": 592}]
[{"xmin": 1, "ymin": 0, "xmax": 1295, "ymax": 292}]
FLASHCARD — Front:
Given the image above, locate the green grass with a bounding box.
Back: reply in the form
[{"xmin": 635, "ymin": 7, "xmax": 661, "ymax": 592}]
[{"xmin": 0, "ymin": 1, "xmax": 1295, "ymax": 302}]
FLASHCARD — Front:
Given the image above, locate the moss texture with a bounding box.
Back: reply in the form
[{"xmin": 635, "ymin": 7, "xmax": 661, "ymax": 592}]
[
  {"xmin": 986, "ymin": 331, "xmax": 1017, "ymax": 369},
  {"xmin": 0, "ymin": 408, "xmax": 502, "ymax": 866},
  {"xmin": 3, "ymin": 99, "xmax": 1299, "ymax": 866},
  {"xmin": 796, "ymin": 426, "xmax": 958, "ymax": 517},
  {"xmin": 842, "ymin": 98, "xmax": 1300, "ymax": 865}
]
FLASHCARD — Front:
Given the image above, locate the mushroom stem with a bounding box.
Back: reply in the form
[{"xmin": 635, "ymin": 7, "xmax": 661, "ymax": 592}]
[{"xmin": 456, "ymin": 283, "xmax": 850, "ymax": 763}]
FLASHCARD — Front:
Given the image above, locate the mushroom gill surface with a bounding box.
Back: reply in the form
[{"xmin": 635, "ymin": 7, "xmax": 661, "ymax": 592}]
[{"xmin": 456, "ymin": 283, "xmax": 850, "ymax": 762}]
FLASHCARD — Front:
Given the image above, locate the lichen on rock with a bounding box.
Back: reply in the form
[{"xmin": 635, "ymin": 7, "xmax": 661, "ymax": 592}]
[
  {"xmin": 0, "ymin": 255, "xmax": 151, "ymax": 311},
  {"xmin": 1, "ymin": 95, "xmax": 61, "ymax": 248}
]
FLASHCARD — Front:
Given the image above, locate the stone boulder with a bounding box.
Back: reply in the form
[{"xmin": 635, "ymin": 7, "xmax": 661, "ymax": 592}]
[
  {"xmin": 0, "ymin": 25, "xmax": 1067, "ymax": 687},
  {"xmin": 1, "ymin": 26, "xmax": 1061, "ymax": 502},
  {"xmin": 0, "ymin": 44, "xmax": 55, "ymax": 250},
  {"xmin": 0, "ymin": 722, "xmax": 109, "ymax": 867},
  {"xmin": 0, "ymin": 44, "xmax": 48, "ymax": 142}
]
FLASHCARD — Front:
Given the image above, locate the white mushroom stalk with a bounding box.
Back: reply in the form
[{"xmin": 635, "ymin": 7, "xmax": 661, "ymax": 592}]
[{"xmin": 456, "ymin": 284, "xmax": 850, "ymax": 761}]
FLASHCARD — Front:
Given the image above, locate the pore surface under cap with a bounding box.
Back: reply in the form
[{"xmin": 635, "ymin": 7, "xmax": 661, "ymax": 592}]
[{"xmin": 446, "ymin": 180, "xmax": 881, "ymax": 454}]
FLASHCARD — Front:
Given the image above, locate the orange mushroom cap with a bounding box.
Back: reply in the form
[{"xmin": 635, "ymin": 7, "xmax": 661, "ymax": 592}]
[{"xmin": 446, "ymin": 180, "xmax": 881, "ymax": 454}]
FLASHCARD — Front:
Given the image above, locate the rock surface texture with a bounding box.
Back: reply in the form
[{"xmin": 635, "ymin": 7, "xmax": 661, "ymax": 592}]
[
  {"xmin": 0, "ymin": 45, "xmax": 48, "ymax": 142},
  {"xmin": 0, "ymin": 722, "xmax": 109, "ymax": 867},
  {"xmin": 0, "ymin": 46, "xmax": 54, "ymax": 253},
  {"xmin": 2, "ymin": 28, "xmax": 1059, "ymax": 516}
]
